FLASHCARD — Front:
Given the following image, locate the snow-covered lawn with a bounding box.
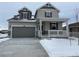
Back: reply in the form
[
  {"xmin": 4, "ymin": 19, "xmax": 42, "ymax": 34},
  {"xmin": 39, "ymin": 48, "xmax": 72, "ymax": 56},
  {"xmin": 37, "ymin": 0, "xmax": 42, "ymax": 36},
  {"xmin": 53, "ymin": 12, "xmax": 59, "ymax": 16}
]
[
  {"xmin": 0, "ymin": 34, "xmax": 10, "ymax": 43},
  {"xmin": 40, "ymin": 37, "xmax": 79, "ymax": 57},
  {"xmin": 0, "ymin": 34, "xmax": 8, "ymax": 38},
  {"xmin": 0, "ymin": 38, "xmax": 10, "ymax": 43}
]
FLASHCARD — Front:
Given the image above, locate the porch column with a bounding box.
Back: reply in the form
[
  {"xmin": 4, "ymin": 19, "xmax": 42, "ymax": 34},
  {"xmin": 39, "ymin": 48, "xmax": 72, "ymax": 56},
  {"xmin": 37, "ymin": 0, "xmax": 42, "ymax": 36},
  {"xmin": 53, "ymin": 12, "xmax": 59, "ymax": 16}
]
[
  {"xmin": 10, "ymin": 25, "xmax": 12, "ymax": 38},
  {"xmin": 35, "ymin": 26, "xmax": 37, "ymax": 38},
  {"xmin": 40, "ymin": 20, "xmax": 42, "ymax": 37},
  {"xmin": 66, "ymin": 20, "xmax": 69, "ymax": 37}
]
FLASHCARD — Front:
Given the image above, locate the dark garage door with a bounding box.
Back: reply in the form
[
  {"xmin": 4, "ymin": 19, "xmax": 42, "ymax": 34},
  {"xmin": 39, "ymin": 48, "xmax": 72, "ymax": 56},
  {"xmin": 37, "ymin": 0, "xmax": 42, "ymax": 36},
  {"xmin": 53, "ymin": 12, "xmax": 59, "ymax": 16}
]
[{"xmin": 12, "ymin": 27, "xmax": 35, "ymax": 38}]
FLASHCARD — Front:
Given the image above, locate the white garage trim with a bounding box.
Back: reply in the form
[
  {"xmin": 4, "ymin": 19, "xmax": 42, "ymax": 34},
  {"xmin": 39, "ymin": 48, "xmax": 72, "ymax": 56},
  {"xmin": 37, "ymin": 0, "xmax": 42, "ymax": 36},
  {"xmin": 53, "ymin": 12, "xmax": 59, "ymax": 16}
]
[
  {"xmin": 10, "ymin": 25, "xmax": 36, "ymax": 38},
  {"xmin": 11, "ymin": 25, "xmax": 36, "ymax": 27}
]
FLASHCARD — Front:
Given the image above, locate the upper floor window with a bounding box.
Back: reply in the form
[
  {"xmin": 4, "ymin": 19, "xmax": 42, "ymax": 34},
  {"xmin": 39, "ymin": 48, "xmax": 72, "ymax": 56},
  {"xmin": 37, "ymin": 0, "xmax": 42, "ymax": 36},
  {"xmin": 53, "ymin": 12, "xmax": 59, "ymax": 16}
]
[
  {"xmin": 45, "ymin": 11, "xmax": 52, "ymax": 17},
  {"xmin": 23, "ymin": 13, "xmax": 27, "ymax": 19}
]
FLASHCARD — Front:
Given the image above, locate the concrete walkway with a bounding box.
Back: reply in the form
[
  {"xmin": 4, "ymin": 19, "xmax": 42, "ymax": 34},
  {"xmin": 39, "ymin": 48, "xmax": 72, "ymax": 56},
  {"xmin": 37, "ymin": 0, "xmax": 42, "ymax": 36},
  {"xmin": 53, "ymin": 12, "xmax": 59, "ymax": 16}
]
[{"xmin": 0, "ymin": 38, "xmax": 48, "ymax": 57}]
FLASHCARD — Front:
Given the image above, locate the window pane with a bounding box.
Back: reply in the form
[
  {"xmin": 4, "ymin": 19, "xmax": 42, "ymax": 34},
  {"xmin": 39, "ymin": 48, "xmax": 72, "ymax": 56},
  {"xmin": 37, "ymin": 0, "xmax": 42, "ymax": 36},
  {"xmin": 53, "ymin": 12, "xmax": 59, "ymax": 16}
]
[
  {"xmin": 23, "ymin": 13, "xmax": 27, "ymax": 19},
  {"xmin": 45, "ymin": 12, "xmax": 52, "ymax": 17}
]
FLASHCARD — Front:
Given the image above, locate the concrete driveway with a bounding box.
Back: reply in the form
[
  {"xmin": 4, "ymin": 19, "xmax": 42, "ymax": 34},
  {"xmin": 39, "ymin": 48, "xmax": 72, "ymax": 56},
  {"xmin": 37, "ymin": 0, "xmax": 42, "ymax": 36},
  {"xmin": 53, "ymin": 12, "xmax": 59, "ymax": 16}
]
[{"xmin": 0, "ymin": 38, "xmax": 48, "ymax": 57}]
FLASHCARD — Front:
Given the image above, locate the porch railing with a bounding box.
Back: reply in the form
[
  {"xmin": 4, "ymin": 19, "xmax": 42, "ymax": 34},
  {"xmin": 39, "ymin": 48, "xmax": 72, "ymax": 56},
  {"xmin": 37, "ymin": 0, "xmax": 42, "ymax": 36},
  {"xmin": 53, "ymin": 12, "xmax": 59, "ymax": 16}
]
[
  {"xmin": 48, "ymin": 30, "xmax": 68, "ymax": 37},
  {"xmin": 38, "ymin": 30, "xmax": 68, "ymax": 38}
]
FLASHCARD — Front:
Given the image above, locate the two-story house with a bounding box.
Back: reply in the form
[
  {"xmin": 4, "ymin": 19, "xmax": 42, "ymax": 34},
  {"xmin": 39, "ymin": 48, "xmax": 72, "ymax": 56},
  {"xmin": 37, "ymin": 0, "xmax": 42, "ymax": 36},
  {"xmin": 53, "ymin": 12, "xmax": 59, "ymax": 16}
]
[{"xmin": 8, "ymin": 3, "xmax": 69, "ymax": 38}]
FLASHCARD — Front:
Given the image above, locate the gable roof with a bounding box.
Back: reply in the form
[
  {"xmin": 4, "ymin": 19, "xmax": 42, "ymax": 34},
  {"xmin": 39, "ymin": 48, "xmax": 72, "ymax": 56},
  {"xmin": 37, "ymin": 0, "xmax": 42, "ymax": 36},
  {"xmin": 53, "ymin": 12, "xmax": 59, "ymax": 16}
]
[
  {"xmin": 38, "ymin": 2, "xmax": 59, "ymax": 12},
  {"xmin": 34, "ymin": 3, "xmax": 60, "ymax": 18}
]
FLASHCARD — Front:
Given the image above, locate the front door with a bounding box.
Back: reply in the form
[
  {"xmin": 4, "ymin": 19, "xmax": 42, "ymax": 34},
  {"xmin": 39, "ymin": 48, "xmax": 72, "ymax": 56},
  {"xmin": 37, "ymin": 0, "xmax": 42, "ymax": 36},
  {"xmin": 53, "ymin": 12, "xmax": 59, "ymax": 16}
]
[{"xmin": 50, "ymin": 23, "xmax": 58, "ymax": 30}]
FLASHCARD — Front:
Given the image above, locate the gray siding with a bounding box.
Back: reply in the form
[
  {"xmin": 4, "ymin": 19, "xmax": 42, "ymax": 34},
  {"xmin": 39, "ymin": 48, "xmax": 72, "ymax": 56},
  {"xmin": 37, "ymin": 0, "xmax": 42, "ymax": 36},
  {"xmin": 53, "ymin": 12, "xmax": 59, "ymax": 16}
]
[{"xmin": 36, "ymin": 9, "xmax": 59, "ymax": 19}]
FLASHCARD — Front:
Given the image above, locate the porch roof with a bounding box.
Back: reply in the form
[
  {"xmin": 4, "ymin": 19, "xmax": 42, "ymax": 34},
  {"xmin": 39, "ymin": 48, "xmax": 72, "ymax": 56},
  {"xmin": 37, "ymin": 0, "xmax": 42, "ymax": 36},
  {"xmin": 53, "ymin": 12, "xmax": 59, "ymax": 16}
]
[
  {"xmin": 8, "ymin": 19, "xmax": 36, "ymax": 22},
  {"xmin": 38, "ymin": 18, "xmax": 69, "ymax": 22}
]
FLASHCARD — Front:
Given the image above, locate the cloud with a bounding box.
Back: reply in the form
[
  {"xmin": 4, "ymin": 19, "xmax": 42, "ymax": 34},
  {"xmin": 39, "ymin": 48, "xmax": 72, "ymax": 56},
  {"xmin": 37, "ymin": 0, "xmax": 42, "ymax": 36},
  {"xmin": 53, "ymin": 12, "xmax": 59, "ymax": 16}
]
[{"xmin": 0, "ymin": 27, "xmax": 8, "ymax": 30}]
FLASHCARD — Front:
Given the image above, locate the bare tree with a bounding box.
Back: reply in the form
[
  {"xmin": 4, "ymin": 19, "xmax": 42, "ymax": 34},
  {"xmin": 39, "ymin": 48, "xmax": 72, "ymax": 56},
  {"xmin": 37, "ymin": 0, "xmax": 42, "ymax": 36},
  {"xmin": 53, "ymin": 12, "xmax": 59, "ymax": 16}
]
[
  {"xmin": 75, "ymin": 8, "xmax": 79, "ymax": 45},
  {"xmin": 75, "ymin": 8, "xmax": 79, "ymax": 22}
]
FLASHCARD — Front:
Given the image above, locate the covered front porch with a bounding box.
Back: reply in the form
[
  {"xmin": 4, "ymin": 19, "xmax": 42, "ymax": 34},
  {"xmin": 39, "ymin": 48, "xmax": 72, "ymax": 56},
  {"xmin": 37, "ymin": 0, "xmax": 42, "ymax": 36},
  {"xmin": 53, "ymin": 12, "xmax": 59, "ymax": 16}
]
[{"xmin": 37, "ymin": 18, "xmax": 69, "ymax": 38}]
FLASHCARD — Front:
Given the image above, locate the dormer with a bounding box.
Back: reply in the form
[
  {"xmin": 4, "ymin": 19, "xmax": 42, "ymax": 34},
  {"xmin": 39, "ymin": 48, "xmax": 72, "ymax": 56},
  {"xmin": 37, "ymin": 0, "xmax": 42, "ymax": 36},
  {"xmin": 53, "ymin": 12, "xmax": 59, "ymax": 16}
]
[
  {"xmin": 35, "ymin": 3, "xmax": 60, "ymax": 19},
  {"xmin": 18, "ymin": 7, "xmax": 32, "ymax": 20}
]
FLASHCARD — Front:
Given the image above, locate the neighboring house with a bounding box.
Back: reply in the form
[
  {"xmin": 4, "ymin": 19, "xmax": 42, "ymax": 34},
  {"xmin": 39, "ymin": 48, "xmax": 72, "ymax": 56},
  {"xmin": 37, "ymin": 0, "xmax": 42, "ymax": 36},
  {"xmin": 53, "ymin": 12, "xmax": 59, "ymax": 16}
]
[
  {"xmin": 1, "ymin": 30, "xmax": 8, "ymax": 34},
  {"xmin": 68, "ymin": 22, "xmax": 79, "ymax": 37},
  {"xmin": 69, "ymin": 22, "xmax": 79, "ymax": 32},
  {"xmin": 8, "ymin": 3, "xmax": 69, "ymax": 38}
]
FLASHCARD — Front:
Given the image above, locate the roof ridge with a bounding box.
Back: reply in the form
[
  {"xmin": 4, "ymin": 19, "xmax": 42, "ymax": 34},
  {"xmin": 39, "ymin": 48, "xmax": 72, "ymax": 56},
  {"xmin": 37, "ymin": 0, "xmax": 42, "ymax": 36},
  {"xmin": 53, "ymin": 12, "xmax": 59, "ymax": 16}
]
[{"xmin": 38, "ymin": 2, "xmax": 59, "ymax": 12}]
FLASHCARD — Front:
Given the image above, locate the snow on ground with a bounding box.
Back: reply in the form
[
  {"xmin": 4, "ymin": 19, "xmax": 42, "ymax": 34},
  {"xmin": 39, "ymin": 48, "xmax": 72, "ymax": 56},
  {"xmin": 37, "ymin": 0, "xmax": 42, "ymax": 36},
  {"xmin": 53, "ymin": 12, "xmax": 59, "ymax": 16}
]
[
  {"xmin": 0, "ymin": 34, "xmax": 8, "ymax": 38},
  {"xmin": 0, "ymin": 34, "xmax": 10, "ymax": 43},
  {"xmin": 40, "ymin": 37, "xmax": 79, "ymax": 57},
  {"xmin": 0, "ymin": 38, "xmax": 10, "ymax": 43}
]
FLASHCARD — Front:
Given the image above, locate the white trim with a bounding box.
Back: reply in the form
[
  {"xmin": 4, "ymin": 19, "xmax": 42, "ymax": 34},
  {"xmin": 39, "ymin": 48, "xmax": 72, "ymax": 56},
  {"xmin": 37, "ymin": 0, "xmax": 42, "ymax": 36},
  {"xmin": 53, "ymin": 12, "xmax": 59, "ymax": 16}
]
[
  {"xmin": 11, "ymin": 25, "xmax": 36, "ymax": 27},
  {"xmin": 40, "ymin": 20, "xmax": 42, "ymax": 37},
  {"xmin": 66, "ymin": 20, "xmax": 69, "ymax": 37},
  {"xmin": 10, "ymin": 26, "xmax": 12, "ymax": 38},
  {"xmin": 48, "ymin": 30, "xmax": 68, "ymax": 37},
  {"xmin": 9, "ymin": 20, "xmax": 36, "ymax": 22},
  {"xmin": 38, "ymin": 18, "xmax": 69, "ymax": 22},
  {"xmin": 35, "ymin": 27, "xmax": 37, "ymax": 38}
]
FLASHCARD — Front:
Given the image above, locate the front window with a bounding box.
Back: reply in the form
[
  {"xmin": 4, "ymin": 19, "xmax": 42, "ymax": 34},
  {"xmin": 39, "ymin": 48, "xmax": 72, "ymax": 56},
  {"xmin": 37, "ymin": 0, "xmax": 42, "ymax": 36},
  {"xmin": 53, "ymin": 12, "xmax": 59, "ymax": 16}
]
[{"xmin": 45, "ymin": 11, "xmax": 52, "ymax": 17}]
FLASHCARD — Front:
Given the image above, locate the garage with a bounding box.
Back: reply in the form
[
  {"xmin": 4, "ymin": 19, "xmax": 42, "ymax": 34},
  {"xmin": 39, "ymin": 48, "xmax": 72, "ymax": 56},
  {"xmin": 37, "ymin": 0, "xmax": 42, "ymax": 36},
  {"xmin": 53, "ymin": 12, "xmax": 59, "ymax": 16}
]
[{"xmin": 12, "ymin": 27, "xmax": 35, "ymax": 38}]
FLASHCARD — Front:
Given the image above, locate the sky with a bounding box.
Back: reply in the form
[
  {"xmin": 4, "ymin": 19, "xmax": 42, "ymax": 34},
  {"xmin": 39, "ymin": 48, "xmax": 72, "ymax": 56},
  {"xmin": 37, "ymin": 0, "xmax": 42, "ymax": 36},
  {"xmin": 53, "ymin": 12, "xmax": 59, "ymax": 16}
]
[{"xmin": 0, "ymin": 2, "xmax": 79, "ymax": 30}]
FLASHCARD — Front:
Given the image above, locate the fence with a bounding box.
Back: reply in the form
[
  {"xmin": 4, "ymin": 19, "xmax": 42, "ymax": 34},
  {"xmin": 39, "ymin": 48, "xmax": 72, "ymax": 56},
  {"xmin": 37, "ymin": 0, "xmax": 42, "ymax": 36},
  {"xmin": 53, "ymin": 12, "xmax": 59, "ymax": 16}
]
[{"xmin": 69, "ymin": 32, "xmax": 79, "ymax": 38}]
